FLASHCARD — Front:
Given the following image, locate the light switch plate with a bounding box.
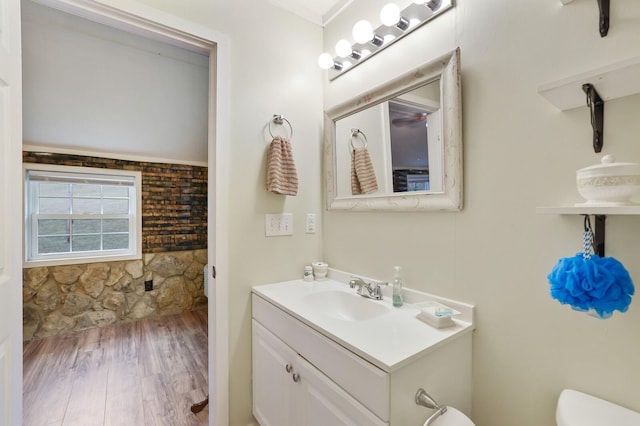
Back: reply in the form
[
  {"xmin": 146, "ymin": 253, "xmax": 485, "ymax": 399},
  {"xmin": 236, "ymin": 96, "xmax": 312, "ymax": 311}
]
[
  {"xmin": 305, "ymin": 213, "xmax": 316, "ymax": 233},
  {"xmin": 265, "ymin": 213, "xmax": 293, "ymax": 236}
]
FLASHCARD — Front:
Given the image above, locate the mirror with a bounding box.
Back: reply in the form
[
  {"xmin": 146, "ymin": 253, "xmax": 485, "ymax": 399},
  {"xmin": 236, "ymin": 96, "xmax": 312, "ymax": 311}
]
[{"xmin": 324, "ymin": 48, "xmax": 462, "ymax": 211}]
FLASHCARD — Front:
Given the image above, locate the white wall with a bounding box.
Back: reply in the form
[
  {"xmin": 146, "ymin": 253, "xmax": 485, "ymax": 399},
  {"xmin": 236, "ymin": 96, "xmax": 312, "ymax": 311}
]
[
  {"xmin": 22, "ymin": 0, "xmax": 324, "ymax": 425},
  {"xmin": 323, "ymin": 1, "xmax": 640, "ymax": 425},
  {"xmin": 22, "ymin": 1, "xmax": 209, "ymax": 164}
]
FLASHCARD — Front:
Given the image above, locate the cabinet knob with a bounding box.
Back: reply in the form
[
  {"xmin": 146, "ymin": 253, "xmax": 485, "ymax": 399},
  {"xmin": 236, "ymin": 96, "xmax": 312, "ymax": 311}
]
[
  {"xmin": 285, "ymin": 364, "xmax": 293, "ymax": 373},
  {"xmin": 292, "ymin": 373, "xmax": 300, "ymax": 383}
]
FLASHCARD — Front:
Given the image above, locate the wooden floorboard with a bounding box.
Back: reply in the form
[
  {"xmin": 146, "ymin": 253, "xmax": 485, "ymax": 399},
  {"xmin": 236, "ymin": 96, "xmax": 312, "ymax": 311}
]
[{"xmin": 23, "ymin": 309, "xmax": 209, "ymax": 426}]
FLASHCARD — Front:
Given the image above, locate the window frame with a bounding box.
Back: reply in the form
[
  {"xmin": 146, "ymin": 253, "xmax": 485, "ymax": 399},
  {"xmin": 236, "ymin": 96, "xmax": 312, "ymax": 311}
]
[{"xmin": 24, "ymin": 163, "xmax": 142, "ymax": 267}]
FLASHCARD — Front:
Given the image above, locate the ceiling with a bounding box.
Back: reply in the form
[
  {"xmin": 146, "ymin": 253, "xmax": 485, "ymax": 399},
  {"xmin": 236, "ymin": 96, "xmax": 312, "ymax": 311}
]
[{"xmin": 267, "ymin": 0, "xmax": 354, "ymax": 26}]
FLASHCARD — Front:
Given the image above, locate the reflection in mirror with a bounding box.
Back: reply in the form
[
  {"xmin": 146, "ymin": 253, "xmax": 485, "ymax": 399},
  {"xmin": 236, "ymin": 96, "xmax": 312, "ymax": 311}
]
[
  {"xmin": 334, "ymin": 80, "xmax": 442, "ymax": 197},
  {"xmin": 324, "ymin": 48, "xmax": 462, "ymax": 211}
]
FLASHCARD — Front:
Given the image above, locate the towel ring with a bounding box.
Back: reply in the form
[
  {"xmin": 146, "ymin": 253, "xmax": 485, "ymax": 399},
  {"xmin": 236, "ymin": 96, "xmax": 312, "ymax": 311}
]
[
  {"xmin": 350, "ymin": 128, "xmax": 368, "ymax": 150},
  {"xmin": 269, "ymin": 114, "xmax": 293, "ymax": 139}
]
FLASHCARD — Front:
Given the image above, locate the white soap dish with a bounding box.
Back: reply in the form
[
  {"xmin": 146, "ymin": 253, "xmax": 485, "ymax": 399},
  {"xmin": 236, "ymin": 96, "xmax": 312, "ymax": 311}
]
[{"xmin": 415, "ymin": 301, "xmax": 461, "ymax": 329}]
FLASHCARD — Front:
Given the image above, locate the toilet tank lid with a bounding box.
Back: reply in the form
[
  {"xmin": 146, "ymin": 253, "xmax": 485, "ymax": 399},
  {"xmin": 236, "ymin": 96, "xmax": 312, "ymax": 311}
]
[{"xmin": 556, "ymin": 389, "xmax": 640, "ymax": 426}]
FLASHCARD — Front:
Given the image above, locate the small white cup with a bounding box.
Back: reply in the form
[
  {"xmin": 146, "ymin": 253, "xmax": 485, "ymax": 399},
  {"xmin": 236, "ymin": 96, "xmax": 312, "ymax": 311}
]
[
  {"xmin": 303, "ymin": 266, "xmax": 314, "ymax": 281},
  {"xmin": 311, "ymin": 262, "xmax": 328, "ymax": 280}
]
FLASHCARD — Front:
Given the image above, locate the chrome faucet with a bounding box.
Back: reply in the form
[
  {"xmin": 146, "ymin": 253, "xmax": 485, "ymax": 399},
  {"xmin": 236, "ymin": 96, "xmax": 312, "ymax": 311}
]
[{"xmin": 348, "ymin": 277, "xmax": 387, "ymax": 300}]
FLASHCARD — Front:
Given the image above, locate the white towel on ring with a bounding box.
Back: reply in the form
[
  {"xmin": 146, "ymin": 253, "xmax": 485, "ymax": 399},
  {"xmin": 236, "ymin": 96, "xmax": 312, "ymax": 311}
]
[{"xmin": 266, "ymin": 136, "xmax": 298, "ymax": 196}]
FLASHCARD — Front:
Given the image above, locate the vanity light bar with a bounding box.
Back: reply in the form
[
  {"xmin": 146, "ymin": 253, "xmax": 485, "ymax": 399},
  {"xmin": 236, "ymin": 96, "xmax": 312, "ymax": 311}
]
[{"xmin": 318, "ymin": 0, "xmax": 454, "ymax": 80}]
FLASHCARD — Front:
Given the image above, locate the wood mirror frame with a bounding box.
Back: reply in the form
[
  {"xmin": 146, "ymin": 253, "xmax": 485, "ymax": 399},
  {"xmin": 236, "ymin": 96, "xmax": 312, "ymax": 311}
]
[{"xmin": 324, "ymin": 48, "xmax": 462, "ymax": 212}]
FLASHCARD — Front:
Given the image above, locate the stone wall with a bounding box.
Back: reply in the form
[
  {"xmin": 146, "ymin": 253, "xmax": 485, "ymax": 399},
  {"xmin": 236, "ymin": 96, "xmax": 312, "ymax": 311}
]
[{"xmin": 23, "ymin": 249, "xmax": 207, "ymax": 340}]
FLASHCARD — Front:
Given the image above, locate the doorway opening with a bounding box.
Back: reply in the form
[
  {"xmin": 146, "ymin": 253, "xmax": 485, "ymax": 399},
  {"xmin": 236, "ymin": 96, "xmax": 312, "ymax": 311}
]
[{"xmin": 20, "ymin": 0, "xmax": 229, "ymax": 424}]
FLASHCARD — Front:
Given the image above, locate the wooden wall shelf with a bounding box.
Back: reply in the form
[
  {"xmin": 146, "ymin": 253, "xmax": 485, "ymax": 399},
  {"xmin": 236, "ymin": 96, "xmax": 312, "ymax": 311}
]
[
  {"xmin": 537, "ymin": 205, "xmax": 640, "ymax": 257},
  {"xmin": 538, "ymin": 56, "xmax": 640, "ymax": 111},
  {"xmin": 536, "ymin": 205, "xmax": 640, "ymax": 215}
]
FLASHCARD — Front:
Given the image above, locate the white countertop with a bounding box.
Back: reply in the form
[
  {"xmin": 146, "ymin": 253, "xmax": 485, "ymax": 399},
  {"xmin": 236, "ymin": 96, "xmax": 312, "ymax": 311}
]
[{"xmin": 252, "ymin": 272, "xmax": 475, "ymax": 372}]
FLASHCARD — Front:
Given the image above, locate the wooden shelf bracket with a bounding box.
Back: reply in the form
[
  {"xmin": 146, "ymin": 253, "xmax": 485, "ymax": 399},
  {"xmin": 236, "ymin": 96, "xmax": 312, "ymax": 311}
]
[
  {"xmin": 598, "ymin": 0, "xmax": 610, "ymax": 37},
  {"xmin": 582, "ymin": 83, "xmax": 604, "ymax": 153},
  {"xmin": 593, "ymin": 214, "xmax": 606, "ymax": 257}
]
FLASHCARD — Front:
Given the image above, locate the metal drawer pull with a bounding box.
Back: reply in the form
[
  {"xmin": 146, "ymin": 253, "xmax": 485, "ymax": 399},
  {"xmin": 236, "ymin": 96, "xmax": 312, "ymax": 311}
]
[
  {"xmin": 292, "ymin": 373, "xmax": 300, "ymax": 383},
  {"xmin": 285, "ymin": 364, "xmax": 293, "ymax": 373}
]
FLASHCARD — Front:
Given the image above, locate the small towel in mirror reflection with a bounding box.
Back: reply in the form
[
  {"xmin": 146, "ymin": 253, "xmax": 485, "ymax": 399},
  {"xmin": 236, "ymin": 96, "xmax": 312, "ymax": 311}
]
[
  {"xmin": 267, "ymin": 136, "xmax": 298, "ymax": 196},
  {"xmin": 351, "ymin": 147, "xmax": 378, "ymax": 195}
]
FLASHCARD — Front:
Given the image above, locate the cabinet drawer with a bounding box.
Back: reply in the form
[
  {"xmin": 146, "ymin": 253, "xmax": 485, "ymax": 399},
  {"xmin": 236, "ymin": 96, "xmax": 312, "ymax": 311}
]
[{"xmin": 253, "ymin": 294, "xmax": 390, "ymax": 421}]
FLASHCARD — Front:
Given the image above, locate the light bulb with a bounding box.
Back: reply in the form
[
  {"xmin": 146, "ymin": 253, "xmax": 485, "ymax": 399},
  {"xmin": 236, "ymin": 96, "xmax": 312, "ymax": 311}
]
[
  {"xmin": 380, "ymin": 3, "xmax": 401, "ymax": 26},
  {"xmin": 352, "ymin": 20, "xmax": 374, "ymax": 44},
  {"xmin": 318, "ymin": 53, "xmax": 334, "ymax": 70},
  {"xmin": 335, "ymin": 39, "xmax": 353, "ymax": 58}
]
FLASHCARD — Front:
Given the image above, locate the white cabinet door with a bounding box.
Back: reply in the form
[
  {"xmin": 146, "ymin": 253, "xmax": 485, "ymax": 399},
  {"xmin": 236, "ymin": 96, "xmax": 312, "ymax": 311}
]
[
  {"xmin": 253, "ymin": 320, "xmax": 387, "ymax": 426},
  {"xmin": 295, "ymin": 355, "xmax": 387, "ymax": 426},
  {"xmin": 252, "ymin": 321, "xmax": 296, "ymax": 426},
  {"xmin": 0, "ymin": 0, "xmax": 24, "ymax": 423}
]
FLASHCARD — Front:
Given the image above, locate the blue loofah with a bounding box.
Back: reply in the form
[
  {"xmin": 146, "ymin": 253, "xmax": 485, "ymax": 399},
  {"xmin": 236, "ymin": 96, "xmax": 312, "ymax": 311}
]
[{"xmin": 547, "ymin": 253, "xmax": 635, "ymax": 319}]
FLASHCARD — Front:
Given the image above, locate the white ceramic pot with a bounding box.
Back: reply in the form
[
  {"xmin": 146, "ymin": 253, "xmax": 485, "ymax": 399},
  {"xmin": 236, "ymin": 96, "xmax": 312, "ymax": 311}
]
[{"xmin": 576, "ymin": 155, "xmax": 640, "ymax": 205}]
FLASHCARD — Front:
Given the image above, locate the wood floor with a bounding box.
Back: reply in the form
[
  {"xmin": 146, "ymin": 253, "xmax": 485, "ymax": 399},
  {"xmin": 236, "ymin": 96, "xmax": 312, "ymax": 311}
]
[{"xmin": 23, "ymin": 308, "xmax": 209, "ymax": 426}]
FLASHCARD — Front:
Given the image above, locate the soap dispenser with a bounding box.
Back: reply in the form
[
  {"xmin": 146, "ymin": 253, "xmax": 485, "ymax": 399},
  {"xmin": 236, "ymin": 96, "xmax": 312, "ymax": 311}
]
[{"xmin": 392, "ymin": 266, "xmax": 404, "ymax": 307}]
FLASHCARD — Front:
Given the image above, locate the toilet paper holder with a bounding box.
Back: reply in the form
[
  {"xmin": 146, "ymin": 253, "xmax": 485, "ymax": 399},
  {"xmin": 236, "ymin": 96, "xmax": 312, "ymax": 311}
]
[{"xmin": 415, "ymin": 388, "xmax": 448, "ymax": 426}]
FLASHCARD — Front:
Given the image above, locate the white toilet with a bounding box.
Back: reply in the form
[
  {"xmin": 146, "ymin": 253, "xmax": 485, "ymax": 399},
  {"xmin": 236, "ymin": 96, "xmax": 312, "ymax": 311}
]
[
  {"xmin": 424, "ymin": 387, "xmax": 640, "ymax": 425},
  {"xmin": 556, "ymin": 389, "xmax": 640, "ymax": 425},
  {"xmin": 416, "ymin": 389, "xmax": 475, "ymax": 426},
  {"xmin": 428, "ymin": 406, "xmax": 474, "ymax": 426}
]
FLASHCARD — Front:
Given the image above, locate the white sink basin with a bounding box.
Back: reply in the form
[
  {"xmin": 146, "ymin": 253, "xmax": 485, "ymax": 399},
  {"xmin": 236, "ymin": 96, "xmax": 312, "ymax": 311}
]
[
  {"xmin": 300, "ymin": 290, "xmax": 390, "ymax": 321},
  {"xmin": 252, "ymin": 276, "xmax": 475, "ymax": 371}
]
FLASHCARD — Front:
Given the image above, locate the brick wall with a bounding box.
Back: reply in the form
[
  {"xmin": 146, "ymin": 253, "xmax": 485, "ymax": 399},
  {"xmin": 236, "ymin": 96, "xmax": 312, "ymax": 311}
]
[{"xmin": 23, "ymin": 151, "xmax": 207, "ymax": 253}]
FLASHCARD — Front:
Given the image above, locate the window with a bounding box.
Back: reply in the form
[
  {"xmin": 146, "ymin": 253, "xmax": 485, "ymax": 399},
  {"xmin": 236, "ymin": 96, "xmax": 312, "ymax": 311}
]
[{"xmin": 24, "ymin": 164, "xmax": 142, "ymax": 266}]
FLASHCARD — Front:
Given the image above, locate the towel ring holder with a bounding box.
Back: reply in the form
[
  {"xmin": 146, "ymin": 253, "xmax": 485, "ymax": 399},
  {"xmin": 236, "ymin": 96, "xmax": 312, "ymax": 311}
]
[
  {"xmin": 350, "ymin": 128, "xmax": 368, "ymax": 150},
  {"xmin": 269, "ymin": 114, "xmax": 293, "ymax": 139}
]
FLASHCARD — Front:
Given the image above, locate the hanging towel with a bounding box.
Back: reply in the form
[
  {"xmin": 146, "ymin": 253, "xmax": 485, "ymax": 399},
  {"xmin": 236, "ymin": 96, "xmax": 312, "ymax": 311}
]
[
  {"xmin": 266, "ymin": 136, "xmax": 298, "ymax": 196},
  {"xmin": 351, "ymin": 147, "xmax": 378, "ymax": 195}
]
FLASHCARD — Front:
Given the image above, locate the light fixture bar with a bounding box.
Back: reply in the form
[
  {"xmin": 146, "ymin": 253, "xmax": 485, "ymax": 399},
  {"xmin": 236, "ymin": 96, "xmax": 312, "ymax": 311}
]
[{"xmin": 321, "ymin": 0, "xmax": 454, "ymax": 80}]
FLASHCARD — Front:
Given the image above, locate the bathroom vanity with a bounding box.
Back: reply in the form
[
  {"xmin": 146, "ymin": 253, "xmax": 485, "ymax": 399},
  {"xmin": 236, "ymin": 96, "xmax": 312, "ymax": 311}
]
[{"xmin": 251, "ymin": 271, "xmax": 475, "ymax": 425}]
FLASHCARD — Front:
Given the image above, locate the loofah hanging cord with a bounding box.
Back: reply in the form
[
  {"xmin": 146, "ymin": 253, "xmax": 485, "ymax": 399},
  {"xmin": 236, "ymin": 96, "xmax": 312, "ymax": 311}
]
[{"xmin": 583, "ymin": 215, "xmax": 594, "ymax": 260}]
